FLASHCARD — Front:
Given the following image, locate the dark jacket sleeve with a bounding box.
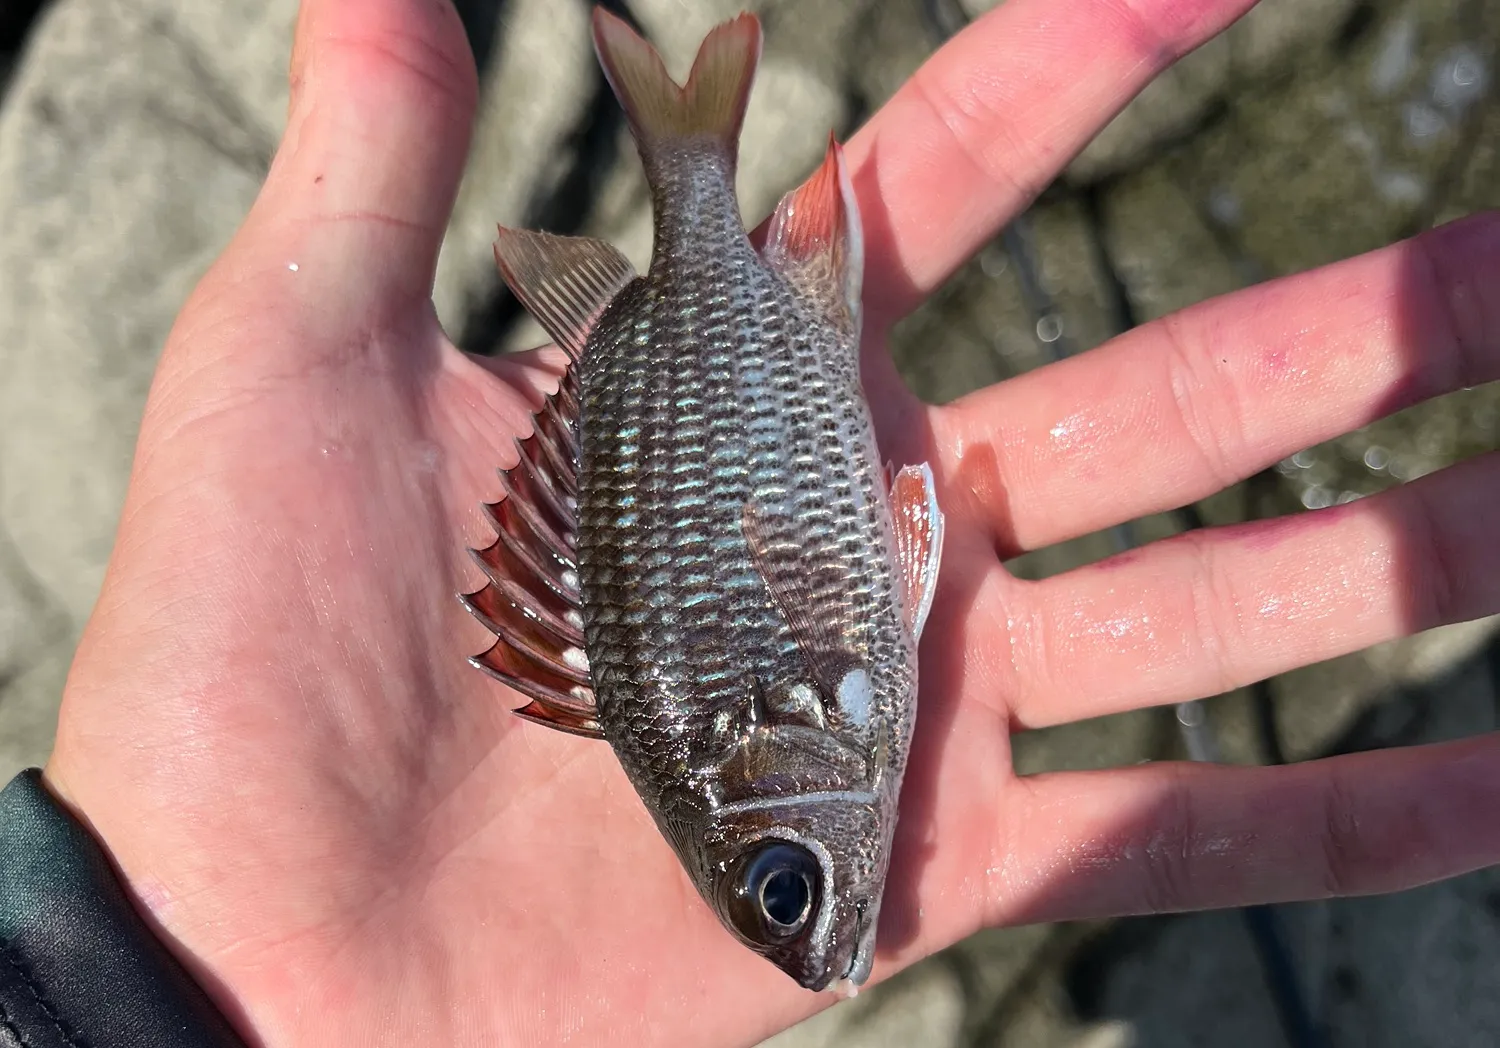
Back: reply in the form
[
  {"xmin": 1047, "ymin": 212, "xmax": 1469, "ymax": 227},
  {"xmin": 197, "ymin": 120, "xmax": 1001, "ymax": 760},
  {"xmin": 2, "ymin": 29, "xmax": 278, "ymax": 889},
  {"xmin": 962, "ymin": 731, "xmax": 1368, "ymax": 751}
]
[{"xmin": 0, "ymin": 769, "xmax": 247, "ymax": 1048}]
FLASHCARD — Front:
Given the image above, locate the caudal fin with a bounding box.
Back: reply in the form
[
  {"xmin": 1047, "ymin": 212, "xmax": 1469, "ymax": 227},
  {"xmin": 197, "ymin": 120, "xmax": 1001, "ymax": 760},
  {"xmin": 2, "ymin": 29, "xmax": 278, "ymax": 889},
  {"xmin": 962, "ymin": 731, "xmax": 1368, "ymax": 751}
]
[{"xmin": 591, "ymin": 8, "xmax": 761, "ymax": 157}]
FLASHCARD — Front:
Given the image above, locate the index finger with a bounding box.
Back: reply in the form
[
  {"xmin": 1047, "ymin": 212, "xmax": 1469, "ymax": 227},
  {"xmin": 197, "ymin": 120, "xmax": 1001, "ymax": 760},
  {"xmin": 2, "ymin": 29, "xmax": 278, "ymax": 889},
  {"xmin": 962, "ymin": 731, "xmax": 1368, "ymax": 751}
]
[{"xmin": 844, "ymin": 0, "xmax": 1259, "ymax": 325}]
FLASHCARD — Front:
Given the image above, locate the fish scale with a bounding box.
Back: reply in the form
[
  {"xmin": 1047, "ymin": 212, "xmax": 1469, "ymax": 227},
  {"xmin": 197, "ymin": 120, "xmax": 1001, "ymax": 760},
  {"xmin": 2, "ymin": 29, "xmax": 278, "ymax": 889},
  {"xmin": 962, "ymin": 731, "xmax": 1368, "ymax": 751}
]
[
  {"xmin": 465, "ymin": 8, "xmax": 944, "ymax": 992},
  {"xmin": 581, "ymin": 221, "xmax": 904, "ymax": 761}
]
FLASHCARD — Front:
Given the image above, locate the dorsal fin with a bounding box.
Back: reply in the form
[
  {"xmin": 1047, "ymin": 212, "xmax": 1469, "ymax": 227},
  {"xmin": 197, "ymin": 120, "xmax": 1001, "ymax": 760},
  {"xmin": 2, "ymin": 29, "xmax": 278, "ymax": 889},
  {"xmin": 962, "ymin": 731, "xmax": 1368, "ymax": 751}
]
[
  {"xmin": 461, "ymin": 365, "xmax": 602, "ymax": 740},
  {"xmin": 493, "ymin": 228, "xmax": 636, "ymax": 362},
  {"xmin": 761, "ymin": 134, "xmax": 864, "ymax": 334},
  {"xmin": 591, "ymin": 8, "xmax": 761, "ymax": 156},
  {"xmin": 887, "ymin": 463, "xmax": 944, "ymax": 642}
]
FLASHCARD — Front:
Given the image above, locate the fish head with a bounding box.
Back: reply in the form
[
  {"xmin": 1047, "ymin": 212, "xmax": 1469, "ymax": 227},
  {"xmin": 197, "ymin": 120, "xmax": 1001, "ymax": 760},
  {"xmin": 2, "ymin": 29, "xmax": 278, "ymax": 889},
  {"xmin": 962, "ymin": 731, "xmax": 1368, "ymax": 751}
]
[{"xmin": 699, "ymin": 794, "xmax": 890, "ymax": 991}]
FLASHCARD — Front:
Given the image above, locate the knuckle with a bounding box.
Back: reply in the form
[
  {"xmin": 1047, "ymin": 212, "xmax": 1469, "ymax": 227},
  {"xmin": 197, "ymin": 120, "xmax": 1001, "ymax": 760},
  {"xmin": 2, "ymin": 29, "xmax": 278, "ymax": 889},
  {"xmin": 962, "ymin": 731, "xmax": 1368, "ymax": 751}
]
[
  {"xmin": 1012, "ymin": 583, "xmax": 1062, "ymax": 723},
  {"xmin": 1110, "ymin": 0, "xmax": 1207, "ymax": 67},
  {"xmin": 908, "ymin": 67, "xmax": 1043, "ymax": 209},
  {"xmin": 1406, "ymin": 484, "xmax": 1462, "ymax": 628},
  {"xmin": 1136, "ymin": 766, "xmax": 1198, "ymax": 913},
  {"xmin": 1414, "ymin": 232, "xmax": 1488, "ymax": 394},
  {"xmin": 1180, "ymin": 530, "xmax": 1243, "ymax": 694},
  {"xmin": 1318, "ymin": 769, "xmax": 1367, "ymax": 897},
  {"xmin": 1159, "ymin": 314, "xmax": 1244, "ymax": 492}
]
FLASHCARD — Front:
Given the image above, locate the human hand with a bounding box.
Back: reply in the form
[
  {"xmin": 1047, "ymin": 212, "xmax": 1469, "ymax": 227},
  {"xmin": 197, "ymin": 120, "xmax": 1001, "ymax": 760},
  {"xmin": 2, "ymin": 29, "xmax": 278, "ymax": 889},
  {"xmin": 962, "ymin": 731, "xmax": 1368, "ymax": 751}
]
[{"xmin": 44, "ymin": 0, "xmax": 1500, "ymax": 1045}]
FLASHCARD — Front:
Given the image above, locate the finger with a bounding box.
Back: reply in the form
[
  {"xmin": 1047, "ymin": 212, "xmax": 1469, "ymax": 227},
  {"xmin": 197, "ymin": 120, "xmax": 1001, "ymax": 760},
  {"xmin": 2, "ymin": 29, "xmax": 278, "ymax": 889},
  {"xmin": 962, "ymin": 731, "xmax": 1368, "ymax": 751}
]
[
  {"xmin": 934, "ymin": 213, "xmax": 1500, "ymax": 553},
  {"xmin": 965, "ymin": 451, "xmax": 1500, "ymax": 729},
  {"xmin": 989, "ymin": 733, "xmax": 1500, "ymax": 925},
  {"xmin": 844, "ymin": 0, "xmax": 1260, "ymax": 324},
  {"xmin": 235, "ymin": 0, "xmax": 478, "ymax": 311}
]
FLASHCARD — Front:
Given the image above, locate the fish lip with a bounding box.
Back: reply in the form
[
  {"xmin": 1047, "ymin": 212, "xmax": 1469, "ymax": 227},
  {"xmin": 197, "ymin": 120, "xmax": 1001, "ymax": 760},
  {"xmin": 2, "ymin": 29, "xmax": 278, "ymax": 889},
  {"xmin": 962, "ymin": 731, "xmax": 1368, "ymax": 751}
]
[
  {"xmin": 798, "ymin": 900, "xmax": 870, "ymax": 992},
  {"xmin": 839, "ymin": 898, "xmax": 869, "ymax": 981}
]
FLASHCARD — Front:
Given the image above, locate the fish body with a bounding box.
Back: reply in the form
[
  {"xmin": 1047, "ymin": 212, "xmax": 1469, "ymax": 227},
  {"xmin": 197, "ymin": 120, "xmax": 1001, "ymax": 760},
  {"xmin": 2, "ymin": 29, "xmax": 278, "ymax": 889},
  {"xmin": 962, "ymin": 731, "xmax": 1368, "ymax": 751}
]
[{"xmin": 463, "ymin": 8, "xmax": 943, "ymax": 991}]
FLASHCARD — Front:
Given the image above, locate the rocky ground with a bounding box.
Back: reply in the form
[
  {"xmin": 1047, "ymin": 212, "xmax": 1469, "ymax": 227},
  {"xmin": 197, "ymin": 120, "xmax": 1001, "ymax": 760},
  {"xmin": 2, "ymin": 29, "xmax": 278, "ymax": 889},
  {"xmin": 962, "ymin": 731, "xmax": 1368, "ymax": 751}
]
[{"xmin": 0, "ymin": 0, "xmax": 1497, "ymax": 1045}]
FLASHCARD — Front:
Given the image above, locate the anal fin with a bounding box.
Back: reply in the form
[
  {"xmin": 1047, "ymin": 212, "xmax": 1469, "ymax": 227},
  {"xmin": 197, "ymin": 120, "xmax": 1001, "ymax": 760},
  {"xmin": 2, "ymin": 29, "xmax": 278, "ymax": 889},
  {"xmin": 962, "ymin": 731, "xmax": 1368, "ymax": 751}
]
[{"xmin": 760, "ymin": 134, "xmax": 863, "ymax": 335}]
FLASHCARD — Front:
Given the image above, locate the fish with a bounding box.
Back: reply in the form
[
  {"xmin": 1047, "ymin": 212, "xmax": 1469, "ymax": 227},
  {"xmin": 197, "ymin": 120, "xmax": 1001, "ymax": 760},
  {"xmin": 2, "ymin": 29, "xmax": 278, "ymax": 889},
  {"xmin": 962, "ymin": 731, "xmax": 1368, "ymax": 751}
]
[{"xmin": 459, "ymin": 6, "xmax": 944, "ymax": 993}]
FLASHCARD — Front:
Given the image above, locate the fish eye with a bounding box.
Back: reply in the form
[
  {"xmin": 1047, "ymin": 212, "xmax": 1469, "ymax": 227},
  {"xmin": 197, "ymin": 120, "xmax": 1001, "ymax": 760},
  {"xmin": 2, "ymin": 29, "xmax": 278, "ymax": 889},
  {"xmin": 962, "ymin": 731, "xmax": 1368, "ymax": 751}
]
[{"xmin": 723, "ymin": 841, "xmax": 820, "ymax": 945}]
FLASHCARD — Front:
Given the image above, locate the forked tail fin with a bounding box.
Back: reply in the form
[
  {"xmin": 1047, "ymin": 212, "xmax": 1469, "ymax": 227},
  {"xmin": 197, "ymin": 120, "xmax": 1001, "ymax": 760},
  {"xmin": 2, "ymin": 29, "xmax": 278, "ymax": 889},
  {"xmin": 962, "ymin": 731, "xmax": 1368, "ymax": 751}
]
[{"xmin": 591, "ymin": 7, "xmax": 762, "ymax": 159}]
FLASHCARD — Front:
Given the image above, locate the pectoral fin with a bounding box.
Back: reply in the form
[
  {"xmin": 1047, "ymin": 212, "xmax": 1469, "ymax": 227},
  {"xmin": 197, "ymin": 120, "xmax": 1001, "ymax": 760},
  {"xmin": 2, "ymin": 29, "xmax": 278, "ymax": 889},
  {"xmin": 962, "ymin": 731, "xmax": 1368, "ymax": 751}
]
[
  {"xmin": 741, "ymin": 501, "xmax": 865, "ymax": 709},
  {"xmin": 888, "ymin": 462, "xmax": 944, "ymax": 642}
]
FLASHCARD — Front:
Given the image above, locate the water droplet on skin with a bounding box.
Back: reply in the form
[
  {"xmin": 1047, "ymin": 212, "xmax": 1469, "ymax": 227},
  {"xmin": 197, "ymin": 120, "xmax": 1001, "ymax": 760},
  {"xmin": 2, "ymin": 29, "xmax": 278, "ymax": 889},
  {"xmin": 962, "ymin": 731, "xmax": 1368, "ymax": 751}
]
[
  {"xmin": 1363, "ymin": 445, "xmax": 1390, "ymax": 471},
  {"xmin": 288, "ymin": 262, "xmax": 299, "ymax": 272},
  {"xmin": 1099, "ymin": 617, "xmax": 1132, "ymax": 639},
  {"xmin": 1036, "ymin": 314, "xmax": 1064, "ymax": 343},
  {"xmin": 1048, "ymin": 411, "xmax": 1098, "ymax": 449}
]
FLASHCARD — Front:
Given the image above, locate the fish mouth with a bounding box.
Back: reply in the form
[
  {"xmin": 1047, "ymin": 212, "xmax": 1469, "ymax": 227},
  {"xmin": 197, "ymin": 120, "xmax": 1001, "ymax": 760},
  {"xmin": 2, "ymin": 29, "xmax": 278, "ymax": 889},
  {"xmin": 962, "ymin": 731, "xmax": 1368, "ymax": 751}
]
[
  {"xmin": 807, "ymin": 898, "xmax": 872, "ymax": 993},
  {"xmin": 838, "ymin": 896, "xmax": 879, "ymax": 989},
  {"xmin": 841, "ymin": 899, "xmax": 869, "ymax": 980}
]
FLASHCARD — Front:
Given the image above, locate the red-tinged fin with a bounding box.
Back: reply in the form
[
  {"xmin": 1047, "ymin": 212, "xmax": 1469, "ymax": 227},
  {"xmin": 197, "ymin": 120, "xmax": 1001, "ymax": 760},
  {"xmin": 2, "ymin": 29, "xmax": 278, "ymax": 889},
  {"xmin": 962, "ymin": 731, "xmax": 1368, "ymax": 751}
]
[
  {"xmin": 591, "ymin": 7, "xmax": 761, "ymax": 155},
  {"xmin": 888, "ymin": 463, "xmax": 945, "ymax": 643},
  {"xmin": 512, "ymin": 700, "xmax": 603, "ymax": 739},
  {"xmin": 468, "ymin": 627, "xmax": 593, "ymax": 713},
  {"xmin": 761, "ymin": 134, "xmax": 864, "ymax": 334},
  {"xmin": 493, "ymin": 228, "xmax": 636, "ymax": 362},
  {"xmin": 461, "ymin": 365, "xmax": 602, "ymax": 739}
]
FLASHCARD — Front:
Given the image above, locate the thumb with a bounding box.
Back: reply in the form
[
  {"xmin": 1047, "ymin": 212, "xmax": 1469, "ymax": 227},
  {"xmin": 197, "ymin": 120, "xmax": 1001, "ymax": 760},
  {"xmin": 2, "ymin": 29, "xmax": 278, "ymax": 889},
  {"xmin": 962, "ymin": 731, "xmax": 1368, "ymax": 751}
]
[{"xmin": 235, "ymin": 0, "xmax": 479, "ymax": 323}]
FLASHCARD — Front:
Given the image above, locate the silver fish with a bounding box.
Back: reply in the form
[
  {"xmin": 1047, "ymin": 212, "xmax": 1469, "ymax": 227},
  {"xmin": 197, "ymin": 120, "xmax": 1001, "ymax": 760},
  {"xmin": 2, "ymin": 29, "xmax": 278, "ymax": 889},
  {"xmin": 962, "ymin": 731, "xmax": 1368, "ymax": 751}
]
[{"xmin": 461, "ymin": 7, "xmax": 944, "ymax": 992}]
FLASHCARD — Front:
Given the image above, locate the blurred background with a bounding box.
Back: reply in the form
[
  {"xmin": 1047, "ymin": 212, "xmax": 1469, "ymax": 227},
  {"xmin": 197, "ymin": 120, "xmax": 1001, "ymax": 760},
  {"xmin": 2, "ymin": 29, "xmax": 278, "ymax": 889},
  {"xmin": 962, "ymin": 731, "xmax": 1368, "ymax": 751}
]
[{"xmin": 0, "ymin": 0, "xmax": 1497, "ymax": 1045}]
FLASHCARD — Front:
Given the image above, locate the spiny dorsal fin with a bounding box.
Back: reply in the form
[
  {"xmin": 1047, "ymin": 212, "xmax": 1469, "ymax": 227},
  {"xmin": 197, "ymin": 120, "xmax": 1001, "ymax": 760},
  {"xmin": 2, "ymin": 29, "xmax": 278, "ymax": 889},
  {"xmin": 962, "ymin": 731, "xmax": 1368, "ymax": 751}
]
[
  {"xmin": 888, "ymin": 462, "xmax": 944, "ymax": 642},
  {"xmin": 761, "ymin": 134, "xmax": 864, "ymax": 334},
  {"xmin": 493, "ymin": 228, "xmax": 636, "ymax": 362},
  {"xmin": 461, "ymin": 366, "xmax": 602, "ymax": 739},
  {"xmin": 511, "ymin": 699, "xmax": 602, "ymax": 739},
  {"xmin": 591, "ymin": 8, "xmax": 761, "ymax": 155}
]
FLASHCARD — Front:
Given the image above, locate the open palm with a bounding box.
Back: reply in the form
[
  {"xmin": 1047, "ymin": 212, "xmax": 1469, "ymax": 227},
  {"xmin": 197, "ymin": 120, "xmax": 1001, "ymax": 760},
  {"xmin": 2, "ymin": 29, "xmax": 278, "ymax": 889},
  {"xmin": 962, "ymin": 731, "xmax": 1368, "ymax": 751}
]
[{"xmin": 45, "ymin": 0, "xmax": 1500, "ymax": 1045}]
